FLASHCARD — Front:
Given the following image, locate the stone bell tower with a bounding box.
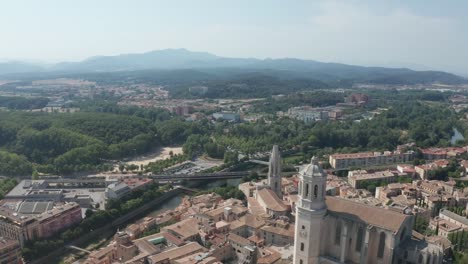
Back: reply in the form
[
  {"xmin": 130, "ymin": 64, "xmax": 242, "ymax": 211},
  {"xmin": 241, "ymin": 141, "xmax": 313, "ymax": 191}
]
[
  {"xmin": 293, "ymin": 157, "xmax": 327, "ymax": 264},
  {"xmin": 267, "ymin": 145, "xmax": 282, "ymax": 199}
]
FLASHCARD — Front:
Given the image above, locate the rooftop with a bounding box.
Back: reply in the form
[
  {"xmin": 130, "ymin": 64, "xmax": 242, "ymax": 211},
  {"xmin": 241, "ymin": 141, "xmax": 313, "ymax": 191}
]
[
  {"xmin": 261, "ymin": 223, "xmax": 295, "ymax": 238},
  {"xmin": 331, "ymin": 150, "xmax": 412, "ymax": 159},
  {"xmin": 147, "ymin": 242, "xmax": 206, "ymax": 263},
  {"xmin": 0, "ymin": 237, "xmax": 19, "ymax": 250},
  {"xmin": 256, "ymin": 189, "xmax": 288, "ymax": 212},
  {"xmin": 162, "ymin": 218, "xmax": 199, "ymax": 240},
  {"xmin": 258, "ymin": 247, "xmax": 281, "ymax": 264},
  {"xmin": 228, "ymin": 232, "xmax": 251, "ymax": 246},
  {"xmin": 349, "ymin": 170, "xmax": 395, "ymax": 180},
  {"xmin": 230, "ymin": 214, "xmax": 266, "ymax": 230},
  {"xmin": 325, "ymin": 196, "xmax": 410, "ymax": 233},
  {"xmin": 0, "ymin": 201, "xmax": 80, "ymax": 225},
  {"xmin": 440, "ymin": 209, "xmax": 468, "ymax": 226}
]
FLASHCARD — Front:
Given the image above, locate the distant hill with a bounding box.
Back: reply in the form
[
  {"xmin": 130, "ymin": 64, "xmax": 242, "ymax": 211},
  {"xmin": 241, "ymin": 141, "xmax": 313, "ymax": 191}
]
[
  {"xmin": 0, "ymin": 61, "xmax": 44, "ymax": 75},
  {"xmin": 0, "ymin": 48, "xmax": 466, "ymax": 85}
]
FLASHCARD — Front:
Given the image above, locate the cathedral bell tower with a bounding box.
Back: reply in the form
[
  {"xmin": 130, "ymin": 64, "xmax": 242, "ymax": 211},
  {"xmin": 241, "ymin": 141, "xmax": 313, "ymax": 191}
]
[
  {"xmin": 293, "ymin": 157, "xmax": 327, "ymax": 264},
  {"xmin": 267, "ymin": 145, "xmax": 282, "ymax": 199}
]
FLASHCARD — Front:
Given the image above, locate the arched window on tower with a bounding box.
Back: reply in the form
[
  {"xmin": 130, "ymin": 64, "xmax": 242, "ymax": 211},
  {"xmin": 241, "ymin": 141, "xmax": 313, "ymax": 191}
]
[
  {"xmin": 314, "ymin": 185, "xmax": 318, "ymax": 198},
  {"xmin": 356, "ymin": 226, "xmax": 364, "ymax": 252},
  {"xmin": 305, "ymin": 184, "xmax": 309, "ymax": 198},
  {"xmin": 335, "ymin": 221, "xmax": 342, "ymax": 245},
  {"xmin": 377, "ymin": 232, "xmax": 386, "ymax": 258}
]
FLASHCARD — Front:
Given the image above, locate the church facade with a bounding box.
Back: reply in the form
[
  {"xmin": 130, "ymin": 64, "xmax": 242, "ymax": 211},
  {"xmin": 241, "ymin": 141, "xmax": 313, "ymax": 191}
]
[{"xmin": 293, "ymin": 157, "xmax": 445, "ymax": 264}]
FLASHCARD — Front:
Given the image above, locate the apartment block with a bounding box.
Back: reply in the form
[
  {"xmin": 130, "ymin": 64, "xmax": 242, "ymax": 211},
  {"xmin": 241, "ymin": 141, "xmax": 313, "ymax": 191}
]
[{"xmin": 329, "ymin": 150, "xmax": 414, "ymax": 170}]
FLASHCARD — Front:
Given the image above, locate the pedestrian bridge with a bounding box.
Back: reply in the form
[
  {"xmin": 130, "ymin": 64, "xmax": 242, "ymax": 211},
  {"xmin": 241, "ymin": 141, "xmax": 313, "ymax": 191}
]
[
  {"xmin": 248, "ymin": 159, "xmax": 269, "ymax": 165},
  {"xmin": 66, "ymin": 245, "xmax": 91, "ymax": 254}
]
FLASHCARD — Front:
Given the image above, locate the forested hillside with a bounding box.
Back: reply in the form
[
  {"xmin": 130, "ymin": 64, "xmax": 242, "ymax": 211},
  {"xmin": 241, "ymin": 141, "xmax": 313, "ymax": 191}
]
[
  {"xmin": 0, "ymin": 106, "xmax": 208, "ymax": 175},
  {"xmin": 0, "ymin": 90, "xmax": 463, "ymax": 177}
]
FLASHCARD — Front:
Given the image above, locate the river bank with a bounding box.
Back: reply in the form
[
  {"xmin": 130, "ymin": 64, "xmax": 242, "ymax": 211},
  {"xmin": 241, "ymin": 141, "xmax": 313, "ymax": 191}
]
[{"xmin": 112, "ymin": 146, "xmax": 184, "ymax": 171}]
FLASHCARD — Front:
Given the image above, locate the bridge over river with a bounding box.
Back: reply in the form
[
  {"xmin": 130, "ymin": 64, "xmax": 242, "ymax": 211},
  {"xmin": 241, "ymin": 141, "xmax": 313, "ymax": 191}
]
[{"xmin": 148, "ymin": 171, "xmax": 250, "ymax": 181}]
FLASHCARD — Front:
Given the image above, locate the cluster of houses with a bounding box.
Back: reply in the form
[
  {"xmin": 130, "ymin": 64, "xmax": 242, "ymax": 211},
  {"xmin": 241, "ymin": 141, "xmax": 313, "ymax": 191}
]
[{"xmin": 326, "ymin": 145, "xmax": 468, "ymax": 244}]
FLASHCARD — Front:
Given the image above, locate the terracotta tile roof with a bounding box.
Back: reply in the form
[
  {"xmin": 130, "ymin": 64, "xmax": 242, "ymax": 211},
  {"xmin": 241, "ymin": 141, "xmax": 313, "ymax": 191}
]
[
  {"xmin": 258, "ymin": 247, "xmax": 281, "ymax": 264},
  {"xmin": 228, "ymin": 232, "xmax": 251, "ymax": 246},
  {"xmin": 215, "ymin": 221, "xmax": 230, "ymax": 229},
  {"xmin": 243, "ymin": 214, "xmax": 266, "ymax": 228},
  {"xmin": 261, "ymin": 224, "xmax": 295, "ymax": 237},
  {"xmin": 88, "ymin": 245, "xmax": 113, "ymax": 260},
  {"xmin": 426, "ymin": 235, "xmax": 452, "ymax": 249},
  {"xmin": 257, "ymin": 188, "xmax": 288, "ymax": 212},
  {"xmin": 248, "ymin": 197, "xmax": 267, "ymax": 216},
  {"xmin": 325, "ymin": 196, "xmax": 410, "ymax": 233},
  {"xmin": 229, "ymin": 213, "xmax": 266, "ymax": 230},
  {"xmin": 148, "ymin": 242, "xmax": 206, "ymax": 263},
  {"xmin": 162, "ymin": 218, "xmax": 199, "ymax": 240},
  {"xmin": 461, "ymin": 160, "xmax": 468, "ymax": 168},
  {"xmin": 248, "ymin": 234, "xmax": 264, "ymax": 244},
  {"xmin": 205, "ymin": 205, "xmax": 248, "ymax": 218},
  {"xmin": 133, "ymin": 240, "xmax": 159, "ymax": 255},
  {"xmin": 162, "ymin": 232, "xmax": 185, "ymax": 246}
]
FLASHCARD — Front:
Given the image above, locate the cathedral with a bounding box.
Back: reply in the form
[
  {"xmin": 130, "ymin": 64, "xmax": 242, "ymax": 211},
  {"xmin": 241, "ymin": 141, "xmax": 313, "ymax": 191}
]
[
  {"xmin": 244, "ymin": 146, "xmax": 446, "ymax": 263},
  {"xmin": 293, "ymin": 156, "xmax": 445, "ymax": 264}
]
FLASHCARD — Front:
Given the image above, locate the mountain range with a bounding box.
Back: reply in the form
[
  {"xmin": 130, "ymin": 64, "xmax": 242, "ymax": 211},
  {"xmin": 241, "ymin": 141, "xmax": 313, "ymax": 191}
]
[{"xmin": 0, "ymin": 48, "xmax": 465, "ymax": 85}]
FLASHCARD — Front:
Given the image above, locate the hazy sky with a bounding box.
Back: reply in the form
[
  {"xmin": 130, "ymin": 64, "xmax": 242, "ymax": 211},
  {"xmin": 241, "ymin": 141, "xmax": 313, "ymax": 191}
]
[{"xmin": 1, "ymin": 0, "xmax": 467, "ymax": 74}]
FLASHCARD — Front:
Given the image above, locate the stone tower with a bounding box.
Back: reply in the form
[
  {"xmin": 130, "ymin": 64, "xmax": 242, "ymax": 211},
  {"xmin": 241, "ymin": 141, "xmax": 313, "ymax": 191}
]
[
  {"xmin": 267, "ymin": 145, "xmax": 282, "ymax": 199},
  {"xmin": 293, "ymin": 157, "xmax": 327, "ymax": 264}
]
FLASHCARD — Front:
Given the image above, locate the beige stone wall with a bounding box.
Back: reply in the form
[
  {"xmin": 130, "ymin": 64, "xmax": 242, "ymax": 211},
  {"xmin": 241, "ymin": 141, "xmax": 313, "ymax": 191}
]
[
  {"xmin": 263, "ymin": 230, "xmax": 293, "ymax": 246},
  {"xmin": 321, "ymin": 214, "xmax": 401, "ymax": 264}
]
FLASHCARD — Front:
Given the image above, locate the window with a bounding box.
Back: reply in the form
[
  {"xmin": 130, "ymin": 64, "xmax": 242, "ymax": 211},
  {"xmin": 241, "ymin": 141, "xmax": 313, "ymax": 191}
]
[
  {"xmin": 300, "ymin": 242, "xmax": 304, "ymax": 251},
  {"xmin": 377, "ymin": 232, "xmax": 386, "ymax": 258},
  {"xmin": 275, "ymin": 182, "xmax": 278, "ymax": 189},
  {"xmin": 356, "ymin": 226, "xmax": 364, "ymax": 252},
  {"xmin": 300, "ymin": 260, "xmax": 303, "ymax": 264},
  {"xmin": 418, "ymin": 254, "xmax": 423, "ymax": 263},
  {"xmin": 426, "ymin": 255, "xmax": 431, "ymax": 264},
  {"xmin": 302, "ymin": 225, "xmax": 305, "ymax": 230},
  {"xmin": 314, "ymin": 185, "xmax": 318, "ymax": 198},
  {"xmin": 335, "ymin": 221, "xmax": 342, "ymax": 245},
  {"xmin": 305, "ymin": 184, "xmax": 309, "ymax": 197}
]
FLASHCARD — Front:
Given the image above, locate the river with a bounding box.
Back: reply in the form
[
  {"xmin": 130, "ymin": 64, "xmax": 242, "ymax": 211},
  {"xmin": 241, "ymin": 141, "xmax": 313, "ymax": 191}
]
[
  {"xmin": 145, "ymin": 178, "xmax": 242, "ymax": 218},
  {"xmin": 146, "ymin": 195, "xmax": 183, "ymax": 218},
  {"xmin": 451, "ymin": 128, "xmax": 465, "ymax": 145}
]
